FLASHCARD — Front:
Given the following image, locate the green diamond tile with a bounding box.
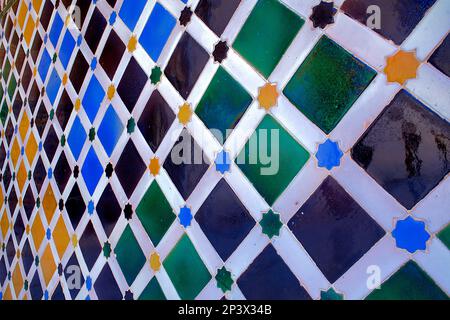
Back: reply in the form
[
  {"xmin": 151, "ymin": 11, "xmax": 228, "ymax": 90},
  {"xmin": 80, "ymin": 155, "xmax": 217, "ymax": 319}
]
[
  {"xmin": 115, "ymin": 224, "xmax": 146, "ymax": 285},
  {"xmin": 237, "ymin": 114, "xmax": 310, "ymax": 205},
  {"xmin": 163, "ymin": 234, "xmax": 211, "ymax": 300},
  {"xmin": 437, "ymin": 225, "xmax": 450, "ymax": 250},
  {"xmin": 139, "ymin": 277, "xmax": 166, "ymax": 300},
  {"xmin": 136, "ymin": 181, "xmax": 175, "ymax": 246},
  {"xmin": 233, "ymin": 0, "xmax": 304, "ymax": 78},
  {"xmin": 284, "ymin": 36, "xmax": 376, "ymax": 134},
  {"xmin": 195, "ymin": 66, "xmax": 252, "ymax": 142},
  {"xmin": 7, "ymin": 75, "xmax": 16, "ymax": 99},
  {"xmin": 366, "ymin": 261, "xmax": 448, "ymax": 300},
  {"xmin": 0, "ymin": 101, "xmax": 8, "ymax": 125}
]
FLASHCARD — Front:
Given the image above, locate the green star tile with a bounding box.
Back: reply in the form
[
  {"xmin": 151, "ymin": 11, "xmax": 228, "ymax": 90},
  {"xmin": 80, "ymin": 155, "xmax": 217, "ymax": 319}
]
[
  {"xmin": 260, "ymin": 210, "xmax": 283, "ymax": 239},
  {"xmin": 215, "ymin": 267, "xmax": 233, "ymax": 293},
  {"xmin": 236, "ymin": 114, "xmax": 310, "ymax": 205},
  {"xmin": 233, "ymin": 0, "xmax": 304, "ymax": 78},
  {"xmin": 115, "ymin": 224, "xmax": 146, "ymax": 285},
  {"xmin": 321, "ymin": 287, "xmax": 344, "ymax": 300},
  {"xmin": 195, "ymin": 66, "xmax": 252, "ymax": 142},
  {"xmin": 163, "ymin": 234, "xmax": 211, "ymax": 299},
  {"xmin": 366, "ymin": 261, "xmax": 448, "ymax": 300},
  {"xmin": 136, "ymin": 181, "xmax": 175, "ymax": 246},
  {"xmin": 150, "ymin": 66, "xmax": 162, "ymax": 85},
  {"xmin": 284, "ymin": 36, "xmax": 376, "ymax": 134}
]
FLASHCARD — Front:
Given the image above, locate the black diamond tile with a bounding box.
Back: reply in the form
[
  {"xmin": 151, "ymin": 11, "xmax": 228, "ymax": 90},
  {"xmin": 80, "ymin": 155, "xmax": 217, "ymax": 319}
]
[
  {"xmin": 94, "ymin": 263, "xmax": 122, "ymax": 300},
  {"xmin": 288, "ymin": 176, "xmax": 385, "ymax": 283},
  {"xmin": 164, "ymin": 33, "xmax": 209, "ymax": 99},
  {"xmin": 28, "ymin": 82, "xmax": 40, "ymax": 113},
  {"xmin": 65, "ymin": 183, "xmax": 86, "ymax": 229},
  {"xmin": 15, "ymin": 46, "xmax": 25, "ymax": 73},
  {"xmin": 115, "ymin": 140, "xmax": 146, "ymax": 198},
  {"xmin": 352, "ymin": 90, "xmax": 450, "ymax": 209},
  {"xmin": 117, "ymin": 57, "xmax": 148, "ymax": 112},
  {"xmin": 35, "ymin": 102, "xmax": 48, "ymax": 137},
  {"xmin": 70, "ymin": 52, "xmax": 88, "ymax": 93},
  {"xmin": 195, "ymin": 0, "xmax": 241, "ymax": 35},
  {"xmin": 195, "ymin": 179, "xmax": 254, "ymax": 261},
  {"xmin": 79, "ymin": 221, "xmax": 101, "ymax": 270},
  {"xmin": 8, "ymin": 188, "xmax": 18, "ymax": 214},
  {"xmin": 33, "ymin": 157, "xmax": 46, "ymax": 193},
  {"xmin": 6, "ymin": 236, "xmax": 15, "ymax": 265},
  {"xmin": 31, "ymin": 33, "xmax": 42, "ymax": 63},
  {"xmin": 13, "ymin": 213, "xmax": 25, "ymax": 243},
  {"xmin": 12, "ymin": 94, "xmax": 23, "ymax": 120},
  {"xmin": 0, "ymin": 257, "xmax": 7, "ymax": 286},
  {"xmin": 97, "ymin": 184, "xmax": 121, "ymax": 237},
  {"xmin": 56, "ymin": 90, "xmax": 73, "ymax": 130},
  {"xmin": 51, "ymin": 282, "xmax": 65, "ymax": 300},
  {"xmin": 30, "ymin": 271, "xmax": 43, "ymax": 300},
  {"xmin": 64, "ymin": 252, "xmax": 84, "ymax": 299},
  {"xmin": 44, "ymin": 126, "xmax": 59, "ymax": 162},
  {"xmin": 84, "ymin": 8, "xmax": 107, "ymax": 54},
  {"xmin": 5, "ymin": 120, "xmax": 14, "ymax": 145},
  {"xmin": 0, "ymin": 144, "xmax": 6, "ymax": 169},
  {"xmin": 54, "ymin": 152, "xmax": 72, "ymax": 193},
  {"xmin": 76, "ymin": 0, "xmax": 91, "ymax": 28},
  {"xmin": 99, "ymin": 30, "xmax": 125, "ymax": 80},
  {"xmin": 429, "ymin": 34, "xmax": 450, "ymax": 77},
  {"xmin": 10, "ymin": 32, "xmax": 18, "ymax": 56},
  {"xmin": 22, "ymin": 64, "xmax": 32, "ymax": 92},
  {"xmin": 23, "ymin": 186, "xmax": 35, "ymax": 219},
  {"xmin": 2, "ymin": 165, "xmax": 12, "ymax": 191},
  {"xmin": 137, "ymin": 90, "xmax": 175, "ymax": 152},
  {"xmin": 163, "ymin": 129, "xmax": 209, "ymax": 199},
  {"xmin": 22, "ymin": 239, "xmax": 34, "ymax": 275},
  {"xmin": 40, "ymin": 0, "xmax": 55, "ymax": 30},
  {"xmin": 237, "ymin": 244, "xmax": 311, "ymax": 300}
]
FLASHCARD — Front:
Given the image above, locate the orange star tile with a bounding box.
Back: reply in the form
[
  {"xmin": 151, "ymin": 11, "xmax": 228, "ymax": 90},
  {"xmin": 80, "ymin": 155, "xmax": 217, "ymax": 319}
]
[
  {"xmin": 384, "ymin": 50, "xmax": 421, "ymax": 85},
  {"xmin": 178, "ymin": 102, "xmax": 192, "ymax": 126},
  {"xmin": 150, "ymin": 252, "xmax": 161, "ymax": 272},
  {"xmin": 149, "ymin": 157, "xmax": 160, "ymax": 176}
]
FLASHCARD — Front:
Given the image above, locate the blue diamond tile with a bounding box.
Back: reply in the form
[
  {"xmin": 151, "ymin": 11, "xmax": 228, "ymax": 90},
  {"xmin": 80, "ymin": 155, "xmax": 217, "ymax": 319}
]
[
  {"xmin": 49, "ymin": 13, "xmax": 64, "ymax": 47},
  {"xmin": 68, "ymin": 116, "xmax": 86, "ymax": 161},
  {"xmin": 119, "ymin": 0, "xmax": 147, "ymax": 31},
  {"xmin": 82, "ymin": 75, "xmax": 105, "ymax": 123},
  {"xmin": 38, "ymin": 50, "xmax": 52, "ymax": 81},
  {"xmin": 59, "ymin": 32, "xmax": 75, "ymax": 68},
  {"xmin": 47, "ymin": 68, "xmax": 61, "ymax": 105},
  {"xmin": 98, "ymin": 105, "xmax": 123, "ymax": 156},
  {"xmin": 82, "ymin": 147, "xmax": 103, "ymax": 195}
]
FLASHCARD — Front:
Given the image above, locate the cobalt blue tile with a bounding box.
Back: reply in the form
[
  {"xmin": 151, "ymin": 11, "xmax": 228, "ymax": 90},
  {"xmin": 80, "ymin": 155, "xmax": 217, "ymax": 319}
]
[
  {"xmin": 81, "ymin": 147, "xmax": 103, "ymax": 195},
  {"xmin": 352, "ymin": 90, "xmax": 450, "ymax": 209},
  {"xmin": 59, "ymin": 31, "xmax": 75, "ymax": 68},
  {"xmin": 94, "ymin": 263, "xmax": 122, "ymax": 300},
  {"xmin": 119, "ymin": 0, "xmax": 147, "ymax": 31},
  {"xmin": 22, "ymin": 239, "xmax": 34, "ymax": 275},
  {"xmin": 98, "ymin": 105, "xmax": 123, "ymax": 156},
  {"xmin": 68, "ymin": 116, "xmax": 86, "ymax": 161},
  {"xmin": 429, "ymin": 34, "xmax": 450, "ymax": 77},
  {"xmin": 140, "ymin": 3, "xmax": 176, "ymax": 62},
  {"xmin": 195, "ymin": 179, "xmax": 255, "ymax": 261},
  {"xmin": 341, "ymin": 0, "xmax": 436, "ymax": 45},
  {"xmin": 237, "ymin": 245, "xmax": 311, "ymax": 300},
  {"xmin": 288, "ymin": 176, "xmax": 385, "ymax": 283},
  {"xmin": 49, "ymin": 13, "xmax": 64, "ymax": 47},
  {"xmin": 38, "ymin": 50, "xmax": 52, "ymax": 81},
  {"xmin": 46, "ymin": 68, "xmax": 61, "ymax": 105},
  {"xmin": 29, "ymin": 271, "xmax": 43, "ymax": 300},
  {"xmin": 51, "ymin": 282, "xmax": 65, "ymax": 300},
  {"xmin": 0, "ymin": 258, "xmax": 7, "ymax": 286},
  {"xmin": 82, "ymin": 75, "xmax": 105, "ymax": 123}
]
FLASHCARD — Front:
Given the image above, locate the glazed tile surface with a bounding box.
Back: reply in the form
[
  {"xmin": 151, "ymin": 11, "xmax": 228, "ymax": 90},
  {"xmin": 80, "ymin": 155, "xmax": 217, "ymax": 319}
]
[{"xmin": 0, "ymin": 0, "xmax": 449, "ymax": 300}]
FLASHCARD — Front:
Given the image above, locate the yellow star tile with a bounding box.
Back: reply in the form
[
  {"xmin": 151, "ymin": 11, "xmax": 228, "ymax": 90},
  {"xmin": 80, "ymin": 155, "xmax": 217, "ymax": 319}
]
[
  {"xmin": 26, "ymin": 134, "xmax": 38, "ymax": 165},
  {"xmin": 71, "ymin": 234, "xmax": 78, "ymax": 248},
  {"xmin": 53, "ymin": 215, "xmax": 70, "ymax": 260},
  {"xmin": 32, "ymin": 214, "xmax": 45, "ymax": 251},
  {"xmin": 178, "ymin": 103, "xmax": 192, "ymax": 126},
  {"xmin": 384, "ymin": 50, "xmax": 421, "ymax": 85},
  {"xmin": 43, "ymin": 184, "xmax": 57, "ymax": 223},
  {"xmin": 75, "ymin": 98, "xmax": 81, "ymax": 111},
  {"xmin": 258, "ymin": 83, "xmax": 279, "ymax": 111},
  {"xmin": 19, "ymin": 112, "xmax": 30, "ymax": 142},
  {"xmin": 17, "ymin": 161, "xmax": 27, "ymax": 193},
  {"xmin": 149, "ymin": 157, "xmax": 160, "ymax": 176},
  {"xmin": 62, "ymin": 73, "xmax": 68, "ymax": 86},
  {"xmin": 150, "ymin": 252, "xmax": 161, "ymax": 272},
  {"xmin": 128, "ymin": 35, "xmax": 138, "ymax": 52},
  {"xmin": 41, "ymin": 244, "xmax": 56, "ymax": 285},
  {"xmin": 107, "ymin": 84, "xmax": 116, "ymax": 100},
  {"xmin": 26, "ymin": 224, "xmax": 30, "ymax": 235}
]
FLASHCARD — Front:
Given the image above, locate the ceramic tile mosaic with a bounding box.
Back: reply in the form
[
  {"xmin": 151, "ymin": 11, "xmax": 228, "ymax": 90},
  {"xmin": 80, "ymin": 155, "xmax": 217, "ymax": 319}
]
[{"xmin": 0, "ymin": 0, "xmax": 449, "ymax": 300}]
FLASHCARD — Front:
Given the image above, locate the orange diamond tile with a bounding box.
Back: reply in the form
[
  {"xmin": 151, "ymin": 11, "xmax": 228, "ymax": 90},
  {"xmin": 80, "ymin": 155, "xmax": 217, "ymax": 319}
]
[
  {"xmin": 31, "ymin": 213, "xmax": 45, "ymax": 250},
  {"xmin": 41, "ymin": 244, "xmax": 56, "ymax": 285},
  {"xmin": 12, "ymin": 264, "xmax": 24, "ymax": 297},
  {"xmin": 11, "ymin": 138, "xmax": 21, "ymax": 168},
  {"xmin": 1, "ymin": 210, "xmax": 9, "ymax": 239},
  {"xmin": 53, "ymin": 215, "xmax": 70, "ymax": 260},
  {"xmin": 17, "ymin": 1, "xmax": 28, "ymax": 30},
  {"xmin": 32, "ymin": 0, "xmax": 43, "ymax": 12},
  {"xmin": 43, "ymin": 184, "xmax": 57, "ymax": 223},
  {"xmin": 26, "ymin": 134, "xmax": 38, "ymax": 165},
  {"xmin": 24, "ymin": 17, "xmax": 36, "ymax": 46},
  {"xmin": 17, "ymin": 161, "xmax": 27, "ymax": 193},
  {"xmin": 19, "ymin": 112, "xmax": 30, "ymax": 142}
]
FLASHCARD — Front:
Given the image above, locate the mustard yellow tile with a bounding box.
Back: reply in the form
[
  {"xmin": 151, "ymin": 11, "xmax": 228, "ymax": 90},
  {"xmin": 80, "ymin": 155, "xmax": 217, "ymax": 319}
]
[
  {"xmin": 53, "ymin": 215, "xmax": 69, "ymax": 260},
  {"xmin": 19, "ymin": 112, "xmax": 30, "ymax": 142},
  {"xmin": 0, "ymin": 187, "xmax": 3, "ymax": 210},
  {"xmin": 26, "ymin": 134, "xmax": 38, "ymax": 165},
  {"xmin": 11, "ymin": 138, "xmax": 20, "ymax": 168},
  {"xmin": 3, "ymin": 284, "xmax": 12, "ymax": 300},
  {"xmin": 18, "ymin": 1, "xmax": 28, "ymax": 30},
  {"xmin": 31, "ymin": 213, "xmax": 45, "ymax": 250},
  {"xmin": 41, "ymin": 244, "xmax": 56, "ymax": 285},
  {"xmin": 1, "ymin": 210, "xmax": 9, "ymax": 238},
  {"xmin": 43, "ymin": 184, "xmax": 57, "ymax": 223},
  {"xmin": 17, "ymin": 161, "xmax": 27, "ymax": 192},
  {"xmin": 24, "ymin": 16, "xmax": 36, "ymax": 46},
  {"xmin": 32, "ymin": 0, "xmax": 42, "ymax": 12},
  {"xmin": 12, "ymin": 264, "xmax": 23, "ymax": 297}
]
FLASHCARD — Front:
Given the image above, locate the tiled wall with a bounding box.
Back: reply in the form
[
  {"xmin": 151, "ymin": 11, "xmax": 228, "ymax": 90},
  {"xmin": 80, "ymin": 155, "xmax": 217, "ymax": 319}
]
[{"xmin": 0, "ymin": 0, "xmax": 449, "ymax": 300}]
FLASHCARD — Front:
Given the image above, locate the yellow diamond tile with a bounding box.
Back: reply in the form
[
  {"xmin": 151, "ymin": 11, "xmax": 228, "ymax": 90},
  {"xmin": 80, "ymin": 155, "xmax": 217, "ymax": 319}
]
[
  {"xmin": 24, "ymin": 17, "xmax": 35, "ymax": 46},
  {"xmin": 17, "ymin": 161, "xmax": 27, "ymax": 193},
  {"xmin": 26, "ymin": 134, "xmax": 38, "ymax": 165},
  {"xmin": 43, "ymin": 184, "xmax": 57, "ymax": 223},
  {"xmin": 11, "ymin": 138, "xmax": 20, "ymax": 168},
  {"xmin": 3, "ymin": 284, "xmax": 12, "ymax": 300},
  {"xmin": 19, "ymin": 113, "xmax": 30, "ymax": 142},
  {"xmin": 18, "ymin": 1, "xmax": 28, "ymax": 29},
  {"xmin": 12, "ymin": 264, "xmax": 23, "ymax": 297},
  {"xmin": 53, "ymin": 215, "xmax": 69, "ymax": 260},
  {"xmin": 31, "ymin": 214, "xmax": 45, "ymax": 250},
  {"xmin": 1, "ymin": 210, "xmax": 9, "ymax": 239},
  {"xmin": 41, "ymin": 244, "xmax": 56, "ymax": 285},
  {"xmin": 0, "ymin": 187, "xmax": 3, "ymax": 210},
  {"xmin": 32, "ymin": 0, "xmax": 42, "ymax": 12}
]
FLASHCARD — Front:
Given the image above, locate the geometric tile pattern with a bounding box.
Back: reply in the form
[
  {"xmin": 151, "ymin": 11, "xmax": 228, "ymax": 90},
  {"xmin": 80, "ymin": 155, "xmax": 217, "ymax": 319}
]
[{"xmin": 0, "ymin": 0, "xmax": 449, "ymax": 300}]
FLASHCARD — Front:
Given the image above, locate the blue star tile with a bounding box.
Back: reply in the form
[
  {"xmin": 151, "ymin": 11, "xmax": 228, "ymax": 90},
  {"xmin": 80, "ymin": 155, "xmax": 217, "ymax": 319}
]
[
  {"xmin": 316, "ymin": 139, "xmax": 343, "ymax": 170},
  {"xmin": 179, "ymin": 205, "xmax": 192, "ymax": 228},
  {"xmin": 139, "ymin": 3, "xmax": 176, "ymax": 62},
  {"xmin": 82, "ymin": 75, "xmax": 105, "ymax": 123},
  {"xmin": 215, "ymin": 150, "xmax": 231, "ymax": 174},
  {"xmin": 82, "ymin": 147, "xmax": 103, "ymax": 195},
  {"xmin": 392, "ymin": 216, "xmax": 430, "ymax": 253},
  {"xmin": 68, "ymin": 116, "xmax": 87, "ymax": 161}
]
